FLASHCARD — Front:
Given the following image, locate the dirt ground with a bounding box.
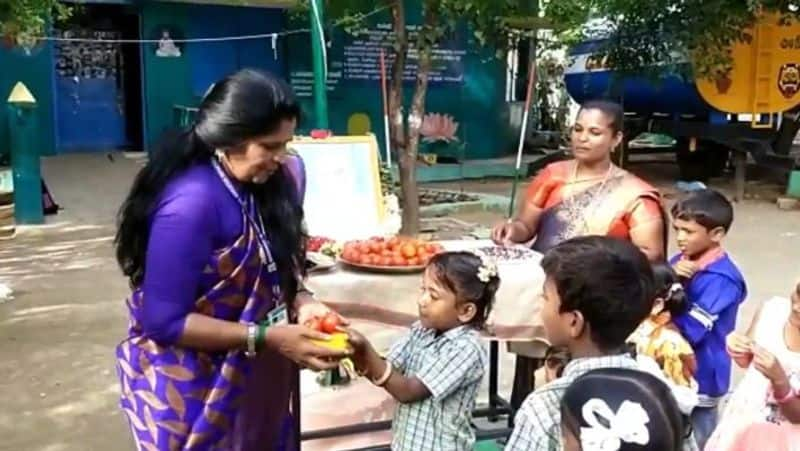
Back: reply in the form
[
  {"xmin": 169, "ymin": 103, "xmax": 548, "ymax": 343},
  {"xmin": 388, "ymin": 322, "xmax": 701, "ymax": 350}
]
[{"xmin": 1, "ymin": 153, "xmax": 799, "ymax": 451}]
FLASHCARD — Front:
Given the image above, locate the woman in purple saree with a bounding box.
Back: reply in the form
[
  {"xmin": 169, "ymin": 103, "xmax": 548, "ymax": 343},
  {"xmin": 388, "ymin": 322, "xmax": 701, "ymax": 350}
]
[{"xmin": 114, "ymin": 70, "xmax": 347, "ymax": 451}]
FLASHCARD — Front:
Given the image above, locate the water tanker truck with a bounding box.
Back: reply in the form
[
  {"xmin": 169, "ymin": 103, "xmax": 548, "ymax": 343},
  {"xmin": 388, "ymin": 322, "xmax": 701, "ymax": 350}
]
[{"xmin": 564, "ymin": 12, "xmax": 800, "ymax": 200}]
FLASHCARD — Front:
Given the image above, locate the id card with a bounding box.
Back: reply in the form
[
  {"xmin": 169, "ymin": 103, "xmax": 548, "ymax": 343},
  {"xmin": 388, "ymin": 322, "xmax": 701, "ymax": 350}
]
[{"xmin": 265, "ymin": 304, "xmax": 288, "ymax": 326}]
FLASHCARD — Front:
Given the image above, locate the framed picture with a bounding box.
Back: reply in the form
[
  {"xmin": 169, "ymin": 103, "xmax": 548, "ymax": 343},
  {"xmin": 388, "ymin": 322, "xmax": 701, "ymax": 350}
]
[{"xmin": 152, "ymin": 26, "xmax": 183, "ymax": 58}]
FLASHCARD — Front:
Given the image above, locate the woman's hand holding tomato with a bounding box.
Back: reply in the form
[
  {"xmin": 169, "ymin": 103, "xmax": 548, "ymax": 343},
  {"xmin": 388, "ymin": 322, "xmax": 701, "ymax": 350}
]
[{"xmin": 297, "ymin": 301, "xmax": 348, "ymax": 332}]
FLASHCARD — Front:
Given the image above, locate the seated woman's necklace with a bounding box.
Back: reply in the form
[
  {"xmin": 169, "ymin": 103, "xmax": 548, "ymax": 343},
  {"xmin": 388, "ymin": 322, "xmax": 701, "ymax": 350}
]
[{"xmin": 565, "ymin": 162, "xmax": 615, "ymax": 235}]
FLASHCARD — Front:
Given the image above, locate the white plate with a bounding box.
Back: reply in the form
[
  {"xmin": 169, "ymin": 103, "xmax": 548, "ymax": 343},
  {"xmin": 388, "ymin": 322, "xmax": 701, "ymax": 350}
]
[{"xmin": 306, "ymin": 252, "xmax": 337, "ymax": 273}]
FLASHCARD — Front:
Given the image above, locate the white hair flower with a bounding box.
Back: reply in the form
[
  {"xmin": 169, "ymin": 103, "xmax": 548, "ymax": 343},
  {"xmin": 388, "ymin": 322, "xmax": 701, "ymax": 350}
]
[
  {"xmin": 475, "ymin": 253, "xmax": 498, "ymax": 283},
  {"xmin": 580, "ymin": 398, "xmax": 650, "ymax": 451}
]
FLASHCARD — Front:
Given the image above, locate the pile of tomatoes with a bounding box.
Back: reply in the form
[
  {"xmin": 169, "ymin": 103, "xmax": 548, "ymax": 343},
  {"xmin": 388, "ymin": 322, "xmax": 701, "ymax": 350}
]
[{"xmin": 340, "ymin": 236, "xmax": 445, "ymax": 267}]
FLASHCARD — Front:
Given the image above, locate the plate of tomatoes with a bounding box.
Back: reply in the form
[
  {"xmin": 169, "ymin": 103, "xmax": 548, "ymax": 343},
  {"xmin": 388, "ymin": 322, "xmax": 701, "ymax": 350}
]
[{"xmin": 339, "ymin": 236, "xmax": 445, "ymax": 273}]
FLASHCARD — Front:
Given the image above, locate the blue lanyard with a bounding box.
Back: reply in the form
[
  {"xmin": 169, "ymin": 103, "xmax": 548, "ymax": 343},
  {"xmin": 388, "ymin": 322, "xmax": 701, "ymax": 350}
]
[{"xmin": 211, "ymin": 159, "xmax": 277, "ymax": 273}]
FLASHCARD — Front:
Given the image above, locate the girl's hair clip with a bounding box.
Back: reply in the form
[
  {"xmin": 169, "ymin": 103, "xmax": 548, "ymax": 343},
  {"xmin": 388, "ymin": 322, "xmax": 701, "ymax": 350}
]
[
  {"xmin": 666, "ymin": 282, "xmax": 683, "ymax": 297},
  {"xmin": 475, "ymin": 252, "xmax": 498, "ymax": 283}
]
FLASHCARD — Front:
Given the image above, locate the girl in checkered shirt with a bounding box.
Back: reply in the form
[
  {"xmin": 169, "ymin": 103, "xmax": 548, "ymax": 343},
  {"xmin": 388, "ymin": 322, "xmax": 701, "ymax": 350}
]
[{"xmin": 348, "ymin": 251, "xmax": 500, "ymax": 451}]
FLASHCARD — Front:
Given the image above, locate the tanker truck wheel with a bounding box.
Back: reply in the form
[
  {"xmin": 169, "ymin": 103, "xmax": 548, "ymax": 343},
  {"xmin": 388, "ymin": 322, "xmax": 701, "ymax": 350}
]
[
  {"xmin": 675, "ymin": 138, "xmax": 707, "ymax": 182},
  {"xmin": 704, "ymin": 142, "xmax": 732, "ymax": 178},
  {"xmin": 675, "ymin": 139, "xmax": 730, "ymax": 182}
]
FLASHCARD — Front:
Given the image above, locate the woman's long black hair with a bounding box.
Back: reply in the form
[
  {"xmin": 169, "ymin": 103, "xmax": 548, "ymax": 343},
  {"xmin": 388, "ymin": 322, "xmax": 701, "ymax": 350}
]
[{"xmin": 115, "ymin": 69, "xmax": 306, "ymax": 303}]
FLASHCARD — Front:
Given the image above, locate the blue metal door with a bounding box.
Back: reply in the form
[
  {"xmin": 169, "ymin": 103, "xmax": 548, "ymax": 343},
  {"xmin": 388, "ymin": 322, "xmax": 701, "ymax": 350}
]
[{"xmin": 53, "ymin": 28, "xmax": 128, "ymax": 152}]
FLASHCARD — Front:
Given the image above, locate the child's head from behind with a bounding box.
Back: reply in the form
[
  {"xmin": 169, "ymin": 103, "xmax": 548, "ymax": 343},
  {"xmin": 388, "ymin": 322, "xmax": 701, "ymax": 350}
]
[
  {"xmin": 671, "ymin": 189, "xmax": 733, "ymax": 258},
  {"xmin": 420, "ymin": 251, "xmax": 500, "ymax": 331},
  {"xmin": 650, "ymin": 262, "xmax": 687, "ymax": 318},
  {"xmin": 560, "ymin": 368, "xmax": 685, "ymax": 451},
  {"xmin": 540, "ymin": 236, "xmax": 654, "ymax": 353}
]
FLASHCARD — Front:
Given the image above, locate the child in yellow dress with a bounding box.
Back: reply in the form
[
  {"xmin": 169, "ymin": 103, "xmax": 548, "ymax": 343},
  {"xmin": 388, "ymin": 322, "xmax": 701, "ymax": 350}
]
[{"xmin": 629, "ymin": 262, "xmax": 698, "ymax": 388}]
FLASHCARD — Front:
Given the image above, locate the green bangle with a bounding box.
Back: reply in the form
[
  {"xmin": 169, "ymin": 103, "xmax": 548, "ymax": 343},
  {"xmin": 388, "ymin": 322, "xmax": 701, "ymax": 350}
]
[{"xmin": 256, "ymin": 322, "xmax": 269, "ymax": 352}]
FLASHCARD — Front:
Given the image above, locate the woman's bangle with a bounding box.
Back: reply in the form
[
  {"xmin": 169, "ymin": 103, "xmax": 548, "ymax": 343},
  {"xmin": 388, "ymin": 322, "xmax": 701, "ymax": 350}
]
[
  {"xmin": 245, "ymin": 324, "xmax": 257, "ymax": 357},
  {"xmin": 256, "ymin": 322, "xmax": 269, "ymax": 353},
  {"xmin": 372, "ymin": 360, "xmax": 392, "ymax": 386}
]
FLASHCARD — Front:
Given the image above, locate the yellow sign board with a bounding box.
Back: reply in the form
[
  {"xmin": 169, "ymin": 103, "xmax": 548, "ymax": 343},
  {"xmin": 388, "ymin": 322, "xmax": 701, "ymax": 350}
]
[{"xmin": 695, "ymin": 13, "xmax": 800, "ymax": 114}]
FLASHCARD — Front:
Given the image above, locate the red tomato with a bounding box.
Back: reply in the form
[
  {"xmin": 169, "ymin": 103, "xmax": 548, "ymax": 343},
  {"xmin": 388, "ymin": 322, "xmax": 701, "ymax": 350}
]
[
  {"xmin": 401, "ymin": 243, "xmax": 417, "ymax": 258},
  {"xmin": 379, "ymin": 256, "xmax": 392, "ymax": 267},
  {"xmin": 357, "ymin": 242, "xmax": 371, "ymax": 254},
  {"xmin": 369, "ymin": 241, "xmax": 383, "ymax": 253},
  {"xmin": 392, "ymin": 256, "xmax": 405, "ymax": 266},
  {"xmin": 407, "ymin": 257, "xmax": 421, "ymax": 266},
  {"xmin": 346, "ymin": 250, "xmax": 359, "ymax": 262},
  {"xmin": 320, "ymin": 313, "xmax": 340, "ymax": 333}
]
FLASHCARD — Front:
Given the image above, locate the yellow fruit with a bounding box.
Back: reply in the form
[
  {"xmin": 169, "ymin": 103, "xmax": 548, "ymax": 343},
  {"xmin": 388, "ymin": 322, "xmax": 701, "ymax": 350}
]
[{"xmin": 310, "ymin": 332, "xmax": 349, "ymax": 351}]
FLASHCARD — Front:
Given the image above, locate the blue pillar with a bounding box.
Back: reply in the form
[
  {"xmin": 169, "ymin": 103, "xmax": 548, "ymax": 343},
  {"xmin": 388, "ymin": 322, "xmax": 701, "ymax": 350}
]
[{"xmin": 7, "ymin": 82, "xmax": 43, "ymax": 224}]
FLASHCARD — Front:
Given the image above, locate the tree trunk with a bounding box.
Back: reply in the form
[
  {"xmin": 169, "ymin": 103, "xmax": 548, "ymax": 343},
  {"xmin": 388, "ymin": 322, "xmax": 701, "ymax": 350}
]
[
  {"xmin": 399, "ymin": 2, "xmax": 436, "ymax": 235},
  {"xmin": 388, "ymin": 0, "xmax": 407, "ymax": 157}
]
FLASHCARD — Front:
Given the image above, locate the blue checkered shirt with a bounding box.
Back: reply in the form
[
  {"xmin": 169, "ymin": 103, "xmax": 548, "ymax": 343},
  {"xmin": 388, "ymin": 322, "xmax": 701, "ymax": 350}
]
[
  {"xmin": 387, "ymin": 321, "xmax": 487, "ymax": 451},
  {"xmin": 505, "ymin": 354, "xmax": 699, "ymax": 451},
  {"xmin": 505, "ymin": 354, "xmax": 640, "ymax": 451}
]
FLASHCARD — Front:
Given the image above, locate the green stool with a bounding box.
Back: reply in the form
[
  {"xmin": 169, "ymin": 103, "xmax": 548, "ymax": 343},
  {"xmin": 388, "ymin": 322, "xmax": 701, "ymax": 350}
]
[
  {"xmin": 474, "ymin": 439, "xmax": 503, "ymax": 451},
  {"xmin": 173, "ymin": 105, "xmax": 199, "ymax": 128},
  {"xmin": 787, "ymin": 170, "xmax": 800, "ymax": 198}
]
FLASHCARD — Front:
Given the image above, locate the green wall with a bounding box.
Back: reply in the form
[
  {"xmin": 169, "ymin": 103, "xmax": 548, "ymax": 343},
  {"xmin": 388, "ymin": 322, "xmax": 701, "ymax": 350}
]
[
  {"xmin": 140, "ymin": 2, "xmax": 195, "ymax": 152},
  {"xmin": 140, "ymin": 2, "xmax": 288, "ymax": 152},
  {"xmin": 0, "ymin": 43, "xmax": 57, "ymax": 158},
  {"xmin": 285, "ymin": 8, "xmax": 510, "ymax": 160},
  {"xmin": 2, "ymin": 1, "xmax": 509, "ymax": 160}
]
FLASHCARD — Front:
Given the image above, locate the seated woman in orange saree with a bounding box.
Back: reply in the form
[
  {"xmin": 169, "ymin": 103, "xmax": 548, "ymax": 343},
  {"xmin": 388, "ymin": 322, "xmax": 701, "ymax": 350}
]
[
  {"xmin": 525, "ymin": 159, "xmax": 664, "ymax": 255},
  {"xmin": 492, "ymin": 101, "xmax": 666, "ymax": 410}
]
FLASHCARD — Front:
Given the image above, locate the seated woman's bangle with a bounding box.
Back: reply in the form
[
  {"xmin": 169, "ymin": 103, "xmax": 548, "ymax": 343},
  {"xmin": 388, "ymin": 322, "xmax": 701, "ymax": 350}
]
[{"xmin": 510, "ymin": 218, "xmax": 532, "ymax": 238}]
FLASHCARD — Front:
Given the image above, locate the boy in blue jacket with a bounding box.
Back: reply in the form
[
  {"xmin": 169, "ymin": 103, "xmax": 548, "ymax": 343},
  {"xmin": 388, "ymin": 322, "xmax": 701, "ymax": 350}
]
[{"xmin": 671, "ymin": 189, "xmax": 747, "ymax": 449}]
